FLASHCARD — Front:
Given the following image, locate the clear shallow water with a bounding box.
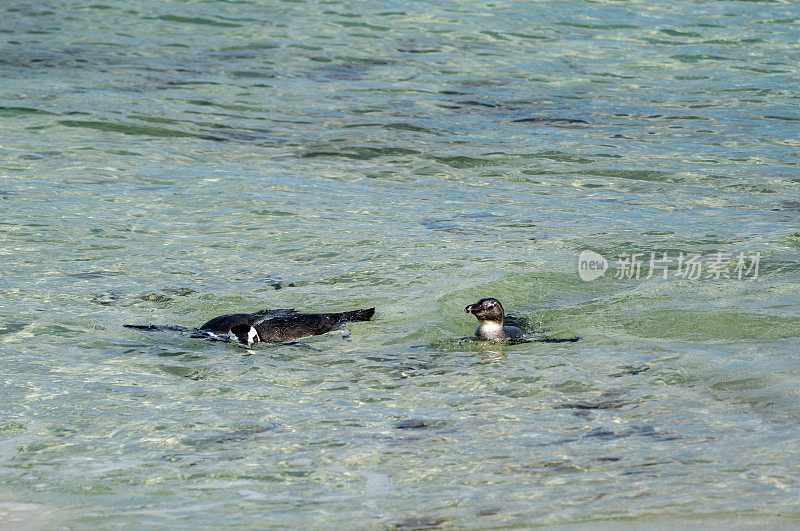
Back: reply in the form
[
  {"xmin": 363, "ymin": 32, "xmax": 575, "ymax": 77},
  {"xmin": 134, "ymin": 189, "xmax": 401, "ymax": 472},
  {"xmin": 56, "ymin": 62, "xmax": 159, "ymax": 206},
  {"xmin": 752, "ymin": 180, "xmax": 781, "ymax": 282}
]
[{"xmin": 1, "ymin": 0, "xmax": 799, "ymax": 527}]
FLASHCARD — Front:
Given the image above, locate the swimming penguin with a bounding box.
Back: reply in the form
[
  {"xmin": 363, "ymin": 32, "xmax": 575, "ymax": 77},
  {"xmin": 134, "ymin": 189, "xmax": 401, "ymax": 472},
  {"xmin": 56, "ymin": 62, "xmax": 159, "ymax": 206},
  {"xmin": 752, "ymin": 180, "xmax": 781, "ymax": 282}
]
[
  {"xmin": 125, "ymin": 307, "xmax": 375, "ymax": 346},
  {"xmin": 464, "ymin": 298, "xmax": 523, "ymax": 340}
]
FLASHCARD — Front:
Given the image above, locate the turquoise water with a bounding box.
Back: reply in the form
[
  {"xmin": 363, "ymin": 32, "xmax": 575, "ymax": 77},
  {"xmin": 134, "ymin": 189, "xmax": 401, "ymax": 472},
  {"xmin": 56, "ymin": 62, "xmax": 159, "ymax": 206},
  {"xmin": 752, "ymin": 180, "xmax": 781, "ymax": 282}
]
[{"xmin": 2, "ymin": 0, "xmax": 799, "ymax": 527}]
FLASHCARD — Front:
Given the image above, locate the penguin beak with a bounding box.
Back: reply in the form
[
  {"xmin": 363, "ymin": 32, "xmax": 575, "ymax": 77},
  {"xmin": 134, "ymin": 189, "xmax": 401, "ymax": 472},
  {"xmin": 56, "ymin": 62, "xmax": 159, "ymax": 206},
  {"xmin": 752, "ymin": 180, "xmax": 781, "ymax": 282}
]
[{"xmin": 465, "ymin": 304, "xmax": 475, "ymax": 314}]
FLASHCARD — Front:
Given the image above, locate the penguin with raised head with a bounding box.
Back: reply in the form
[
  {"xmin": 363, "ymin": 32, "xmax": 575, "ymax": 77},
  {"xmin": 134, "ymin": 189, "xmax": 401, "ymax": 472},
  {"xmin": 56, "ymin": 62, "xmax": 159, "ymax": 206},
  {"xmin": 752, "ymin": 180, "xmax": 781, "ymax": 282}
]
[{"xmin": 464, "ymin": 298, "xmax": 523, "ymax": 340}]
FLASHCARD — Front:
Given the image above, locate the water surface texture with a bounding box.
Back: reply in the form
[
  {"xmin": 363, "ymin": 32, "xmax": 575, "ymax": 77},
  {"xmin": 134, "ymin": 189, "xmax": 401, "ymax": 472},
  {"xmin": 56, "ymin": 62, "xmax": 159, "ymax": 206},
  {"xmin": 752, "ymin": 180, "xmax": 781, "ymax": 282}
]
[{"xmin": 2, "ymin": 0, "xmax": 799, "ymax": 527}]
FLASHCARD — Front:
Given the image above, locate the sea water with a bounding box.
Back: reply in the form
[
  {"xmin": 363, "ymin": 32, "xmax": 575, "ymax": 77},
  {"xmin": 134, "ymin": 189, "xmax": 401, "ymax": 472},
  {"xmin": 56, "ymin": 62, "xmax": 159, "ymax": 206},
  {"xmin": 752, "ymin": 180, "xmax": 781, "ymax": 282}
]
[{"xmin": 1, "ymin": 0, "xmax": 799, "ymax": 527}]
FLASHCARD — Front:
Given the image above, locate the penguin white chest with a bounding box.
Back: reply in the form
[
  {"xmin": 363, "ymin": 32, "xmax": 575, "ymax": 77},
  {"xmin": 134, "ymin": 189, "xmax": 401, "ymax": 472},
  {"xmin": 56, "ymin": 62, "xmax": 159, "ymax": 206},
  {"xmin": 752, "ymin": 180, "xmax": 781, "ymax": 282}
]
[{"xmin": 477, "ymin": 321, "xmax": 505, "ymax": 339}]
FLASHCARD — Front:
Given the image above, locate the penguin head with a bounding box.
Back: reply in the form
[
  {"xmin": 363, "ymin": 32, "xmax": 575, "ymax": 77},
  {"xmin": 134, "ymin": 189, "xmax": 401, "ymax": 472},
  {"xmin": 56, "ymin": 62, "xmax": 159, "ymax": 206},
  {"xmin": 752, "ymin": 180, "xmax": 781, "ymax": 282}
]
[
  {"xmin": 229, "ymin": 324, "xmax": 260, "ymax": 346},
  {"xmin": 464, "ymin": 298, "xmax": 505, "ymax": 324}
]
